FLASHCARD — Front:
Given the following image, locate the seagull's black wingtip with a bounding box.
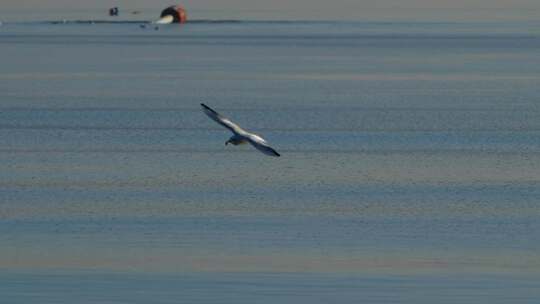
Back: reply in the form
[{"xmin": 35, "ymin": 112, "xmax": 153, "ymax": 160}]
[{"xmin": 201, "ymin": 103, "xmax": 218, "ymax": 114}]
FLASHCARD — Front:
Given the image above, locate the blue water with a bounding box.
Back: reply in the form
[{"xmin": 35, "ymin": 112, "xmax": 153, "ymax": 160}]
[{"xmin": 1, "ymin": 20, "xmax": 540, "ymax": 303}]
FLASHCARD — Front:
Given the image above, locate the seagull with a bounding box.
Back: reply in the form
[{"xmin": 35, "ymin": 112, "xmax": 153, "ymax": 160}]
[{"xmin": 201, "ymin": 103, "xmax": 280, "ymax": 157}]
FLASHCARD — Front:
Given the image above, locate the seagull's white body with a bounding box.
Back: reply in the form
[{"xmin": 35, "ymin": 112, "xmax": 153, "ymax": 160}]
[{"xmin": 201, "ymin": 103, "xmax": 280, "ymax": 157}]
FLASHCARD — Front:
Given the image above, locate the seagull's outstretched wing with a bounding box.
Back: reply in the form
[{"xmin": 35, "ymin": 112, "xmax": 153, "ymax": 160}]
[
  {"xmin": 247, "ymin": 135, "xmax": 281, "ymax": 157},
  {"xmin": 201, "ymin": 103, "xmax": 245, "ymax": 134}
]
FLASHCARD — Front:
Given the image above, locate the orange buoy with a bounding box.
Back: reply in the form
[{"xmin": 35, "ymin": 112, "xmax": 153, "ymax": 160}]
[{"xmin": 158, "ymin": 5, "xmax": 187, "ymax": 24}]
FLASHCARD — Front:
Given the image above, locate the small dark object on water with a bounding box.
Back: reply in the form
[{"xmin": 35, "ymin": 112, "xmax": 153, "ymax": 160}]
[{"xmin": 109, "ymin": 7, "xmax": 119, "ymax": 16}]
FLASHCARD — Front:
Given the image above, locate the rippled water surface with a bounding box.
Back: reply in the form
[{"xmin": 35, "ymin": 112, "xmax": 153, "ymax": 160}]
[{"xmin": 1, "ymin": 20, "xmax": 539, "ymax": 303}]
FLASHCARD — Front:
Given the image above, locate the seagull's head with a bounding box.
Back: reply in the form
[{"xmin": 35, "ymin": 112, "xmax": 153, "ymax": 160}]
[{"xmin": 226, "ymin": 135, "xmax": 246, "ymax": 146}]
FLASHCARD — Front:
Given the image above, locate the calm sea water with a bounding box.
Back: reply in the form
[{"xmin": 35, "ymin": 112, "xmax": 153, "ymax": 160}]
[{"xmin": 1, "ymin": 19, "xmax": 540, "ymax": 303}]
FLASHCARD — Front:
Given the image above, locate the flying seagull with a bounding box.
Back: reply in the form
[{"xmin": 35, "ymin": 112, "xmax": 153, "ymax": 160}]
[{"xmin": 201, "ymin": 103, "xmax": 280, "ymax": 157}]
